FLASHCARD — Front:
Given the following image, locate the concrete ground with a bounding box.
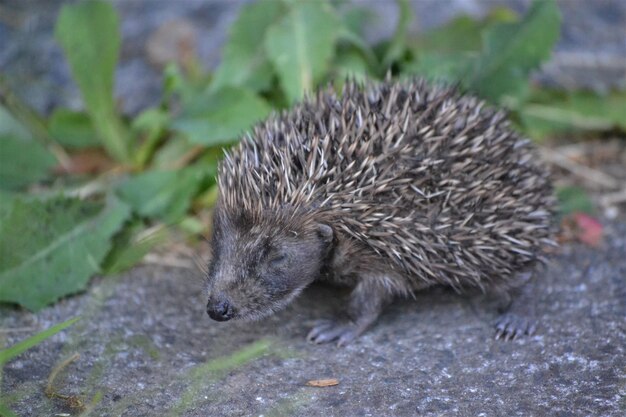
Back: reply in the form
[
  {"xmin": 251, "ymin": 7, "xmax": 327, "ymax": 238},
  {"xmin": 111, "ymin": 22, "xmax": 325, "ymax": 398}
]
[{"xmin": 2, "ymin": 221, "xmax": 625, "ymax": 416}]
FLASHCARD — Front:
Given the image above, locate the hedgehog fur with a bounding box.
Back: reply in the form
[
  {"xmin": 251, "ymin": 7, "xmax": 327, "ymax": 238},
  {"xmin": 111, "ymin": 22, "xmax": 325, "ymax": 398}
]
[{"xmin": 206, "ymin": 78, "xmax": 556, "ymax": 345}]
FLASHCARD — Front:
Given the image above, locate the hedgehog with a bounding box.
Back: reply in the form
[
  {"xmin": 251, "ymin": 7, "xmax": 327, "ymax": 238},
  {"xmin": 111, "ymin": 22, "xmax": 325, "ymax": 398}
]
[{"xmin": 205, "ymin": 79, "xmax": 555, "ymax": 346}]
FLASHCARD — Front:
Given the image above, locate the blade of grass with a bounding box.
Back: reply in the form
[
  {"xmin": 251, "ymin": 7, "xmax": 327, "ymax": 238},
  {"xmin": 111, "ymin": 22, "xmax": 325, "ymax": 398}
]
[
  {"xmin": 0, "ymin": 317, "xmax": 79, "ymax": 365},
  {"xmin": 0, "ymin": 402, "xmax": 19, "ymax": 417}
]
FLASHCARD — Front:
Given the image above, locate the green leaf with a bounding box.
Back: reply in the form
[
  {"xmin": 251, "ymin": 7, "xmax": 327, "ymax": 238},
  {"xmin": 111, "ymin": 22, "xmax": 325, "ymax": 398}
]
[
  {"xmin": 132, "ymin": 108, "xmax": 170, "ymax": 168},
  {"xmin": 556, "ymin": 186, "xmax": 594, "ymax": 216},
  {"xmin": 0, "ymin": 135, "xmax": 56, "ymax": 191},
  {"xmin": 178, "ymin": 216, "xmax": 206, "ymax": 235},
  {"xmin": 0, "ymin": 196, "xmax": 130, "ymax": 311},
  {"xmin": 410, "ymin": 8, "xmax": 517, "ymax": 55},
  {"xmin": 402, "ymin": 52, "xmax": 474, "ymax": 84},
  {"xmin": 265, "ymin": 0, "xmax": 338, "ymax": 103},
  {"xmin": 0, "ymin": 106, "xmax": 30, "ymax": 139},
  {"xmin": 172, "ymin": 87, "xmax": 271, "ymax": 146},
  {"xmin": 163, "ymin": 63, "xmax": 187, "ymax": 100},
  {"xmin": 340, "ymin": 5, "xmax": 375, "ymax": 38},
  {"xmin": 55, "ymin": 1, "xmax": 130, "ymax": 162},
  {"xmin": 336, "ymin": 6, "xmax": 379, "ymax": 74},
  {"xmin": 334, "ymin": 49, "xmax": 372, "ymax": 83},
  {"xmin": 518, "ymin": 89, "xmax": 626, "ymax": 139},
  {"xmin": 0, "ymin": 190, "xmax": 16, "ymax": 215},
  {"xmin": 102, "ymin": 222, "xmax": 167, "ymax": 275},
  {"xmin": 132, "ymin": 108, "xmax": 170, "ymax": 134},
  {"xmin": 151, "ymin": 137, "xmax": 196, "ymax": 170},
  {"xmin": 116, "ymin": 167, "xmax": 208, "ymax": 222},
  {"xmin": 468, "ymin": 0, "xmax": 561, "ymax": 102},
  {"xmin": 0, "ymin": 317, "xmax": 79, "ymax": 365},
  {"xmin": 211, "ymin": 0, "xmax": 285, "ymax": 92},
  {"xmin": 48, "ymin": 109, "xmax": 99, "ymax": 149},
  {"xmin": 337, "ymin": 27, "xmax": 380, "ymax": 75},
  {"xmin": 382, "ymin": 0, "xmax": 412, "ymax": 68}
]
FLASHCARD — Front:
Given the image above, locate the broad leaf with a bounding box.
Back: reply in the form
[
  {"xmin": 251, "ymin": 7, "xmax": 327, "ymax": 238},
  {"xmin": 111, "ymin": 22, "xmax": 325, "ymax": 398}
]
[
  {"xmin": 403, "ymin": 52, "xmax": 474, "ymax": 84},
  {"xmin": 468, "ymin": 0, "xmax": 561, "ymax": 101},
  {"xmin": 48, "ymin": 109, "xmax": 99, "ymax": 149},
  {"xmin": 410, "ymin": 8, "xmax": 517, "ymax": 55},
  {"xmin": 336, "ymin": 6, "xmax": 379, "ymax": 74},
  {"xmin": 0, "ymin": 196, "xmax": 130, "ymax": 310},
  {"xmin": 340, "ymin": 5, "xmax": 375, "ymax": 38},
  {"xmin": 172, "ymin": 87, "xmax": 271, "ymax": 146},
  {"xmin": 102, "ymin": 221, "xmax": 167, "ymax": 275},
  {"xmin": 0, "ymin": 107, "xmax": 30, "ymax": 139},
  {"xmin": 265, "ymin": 1, "xmax": 338, "ymax": 103},
  {"xmin": 519, "ymin": 90, "xmax": 626, "ymax": 139},
  {"xmin": 55, "ymin": 1, "xmax": 130, "ymax": 162},
  {"xmin": 337, "ymin": 27, "xmax": 379, "ymax": 75},
  {"xmin": 116, "ymin": 167, "xmax": 208, "ymax": 222},
  {"xmin": 132, "ymin": 108, "xmax": 170, "ymax": 169},
  {"xmin": 211, "ymin": 0, "xmax": 285, "ymax": 92},
  {"xmin": 151, "ymin": 137, "xmax": 197, "ymax": 170},
  {"xmin": 334, "ymin": 49, "xmax": 372, "ymax": 83},
  {"xmin": 0, "ymin": 135, "xmax": 56, "ymax": 190},
  {"xmin": 0, "ymin": 190, "xmax": 15, "ymax": 215}
]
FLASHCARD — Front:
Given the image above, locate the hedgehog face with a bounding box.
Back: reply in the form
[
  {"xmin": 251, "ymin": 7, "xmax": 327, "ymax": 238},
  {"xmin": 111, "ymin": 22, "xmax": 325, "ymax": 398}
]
[{"xmin": 205, "ymin": 208, "xmax": 333, "ymax": 322}]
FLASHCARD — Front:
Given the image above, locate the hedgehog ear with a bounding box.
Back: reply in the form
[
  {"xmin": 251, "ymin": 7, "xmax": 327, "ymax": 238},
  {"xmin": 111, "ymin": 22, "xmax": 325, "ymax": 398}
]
[{"xmin": 316, "ymin": 223, "xmax": 333, "ymax": 244}]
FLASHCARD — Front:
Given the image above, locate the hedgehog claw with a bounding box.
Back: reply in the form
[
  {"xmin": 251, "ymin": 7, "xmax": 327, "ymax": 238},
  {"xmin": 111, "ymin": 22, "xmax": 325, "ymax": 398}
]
[
  {"xmin": 307, "ymin": 320, "xmax": 358, "ymax": 346},
  {"xmin": 494, "ymin": 313, "xmax": 536, "ymax": 341}
]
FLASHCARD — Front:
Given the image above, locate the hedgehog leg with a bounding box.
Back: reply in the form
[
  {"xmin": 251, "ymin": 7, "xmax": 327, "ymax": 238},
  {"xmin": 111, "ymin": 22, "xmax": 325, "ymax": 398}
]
[
  {"xmin": 494, "ymin": 271, "xmax": 538, "ymax": 341},
  {"xmin": 307, "ymin": 278, "xmax": 392, "ymax": 346}
]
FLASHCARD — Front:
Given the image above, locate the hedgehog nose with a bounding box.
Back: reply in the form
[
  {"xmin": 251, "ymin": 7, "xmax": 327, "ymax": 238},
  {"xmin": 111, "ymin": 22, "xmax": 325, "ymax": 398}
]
[{"xmin": 207, "ymin": 299, "xmax": 233, "ymax": 321}]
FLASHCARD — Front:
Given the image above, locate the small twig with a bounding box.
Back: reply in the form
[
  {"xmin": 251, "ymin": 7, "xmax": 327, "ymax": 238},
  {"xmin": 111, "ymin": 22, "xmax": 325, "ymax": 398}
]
[
  {"xmin": 552, "ymin": 143, "xmax": 587, "ymax": 159},
  {"xmin": 600, "ymin": 188, "xmax": 626, "ymax": 206},
  {"xmin": 63, "ymin": 166, "xmax": 128, "ymax": 199},
  {"xmin": 45, "ymin": 353, "xmax": 85, "ymax": 412},
  {"xmin": 169, "ymin": 145, "xmax": 205, "ymax": 170},
  {"xmin": 539, "ymin": 146, "xmax": 620, "ymax": 189},
  {"xmin": 136, "ymin": 223, "xmax": 167, "ymax": 242}
]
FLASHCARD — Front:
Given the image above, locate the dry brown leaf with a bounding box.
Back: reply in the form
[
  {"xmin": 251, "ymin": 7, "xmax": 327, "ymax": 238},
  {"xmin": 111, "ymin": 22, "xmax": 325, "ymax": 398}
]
[
  {"xmin": 306, "ymin": 378, "xmax": 339, "ymax": 387},
  {"xmin": 54, "ymin": 148, "xmax": 115, "ymax": 175}
]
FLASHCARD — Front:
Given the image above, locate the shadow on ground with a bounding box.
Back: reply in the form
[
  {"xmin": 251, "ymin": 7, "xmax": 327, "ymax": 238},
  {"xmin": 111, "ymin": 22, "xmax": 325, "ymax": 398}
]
[{"xmin": 2, "ymin": 222, "xmax": 625, "ymax": 416}]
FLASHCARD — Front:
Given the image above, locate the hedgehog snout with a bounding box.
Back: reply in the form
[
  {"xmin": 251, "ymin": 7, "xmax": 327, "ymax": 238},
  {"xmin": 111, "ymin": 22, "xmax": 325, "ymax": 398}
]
[{"xmin": 207, "ymin": 298, "xmax": 235, "ymax": 322}]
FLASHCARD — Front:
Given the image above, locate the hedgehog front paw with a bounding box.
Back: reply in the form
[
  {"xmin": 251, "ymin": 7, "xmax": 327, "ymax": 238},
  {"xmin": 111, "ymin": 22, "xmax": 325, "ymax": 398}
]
[
  {"xmin": 494, "ymin": 313, "xmax": 537, "ymax": 341},
  {"xmin": 307, "ymin": 320, "xmax": 359, "ymax": 346}
]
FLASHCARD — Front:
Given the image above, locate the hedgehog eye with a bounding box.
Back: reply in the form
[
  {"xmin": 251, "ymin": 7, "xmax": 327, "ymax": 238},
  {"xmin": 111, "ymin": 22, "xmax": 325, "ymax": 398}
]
[{"xmin": 268, "ymin": 253, "xmax": 288, "ymax": 268}]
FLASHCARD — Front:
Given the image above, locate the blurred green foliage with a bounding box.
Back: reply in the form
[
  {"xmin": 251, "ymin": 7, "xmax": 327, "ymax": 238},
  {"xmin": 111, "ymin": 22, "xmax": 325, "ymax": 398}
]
[
  {"xmin": 0, "ymin": 0, "xmax": 624, "ymax": 311},
  {"xmin": 55, "ymin": 1, "xmax": 131, "ymax": 163},
  {"xmin": 0, "ymin": 196, "xmax": 129, "ymax": 309}
]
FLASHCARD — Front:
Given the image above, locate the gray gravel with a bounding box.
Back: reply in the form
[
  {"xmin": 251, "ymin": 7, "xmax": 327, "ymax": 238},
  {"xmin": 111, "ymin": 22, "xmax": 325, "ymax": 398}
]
[{"xmin": 2, "ymin": 221, "xmax": 625, "ymax": 416}]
